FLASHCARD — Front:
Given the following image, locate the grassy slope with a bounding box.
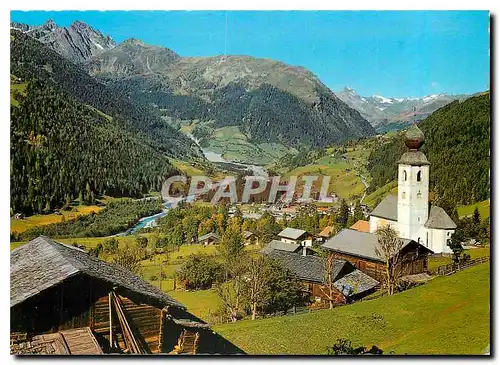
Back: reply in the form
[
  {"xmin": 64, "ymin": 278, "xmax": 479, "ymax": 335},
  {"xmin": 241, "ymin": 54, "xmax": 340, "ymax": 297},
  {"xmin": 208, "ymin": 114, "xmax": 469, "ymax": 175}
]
[
  {"xmin": 214, "ymin": 263, "xmax": 490, "ymax": 355},
  {"xmin": 364, "ymin": 181, "xmax": 398, "ymax": 208},
  {"xmin": 283, "ymin": 155, "xmax": 365, "ymax": 201},
  {"xmin": 427, "ymin": 246, "xmax": 490, "ymax": 273},
  {"xmin": 457, "ymin": 200, "xmax": 490, "ymax": 220}
]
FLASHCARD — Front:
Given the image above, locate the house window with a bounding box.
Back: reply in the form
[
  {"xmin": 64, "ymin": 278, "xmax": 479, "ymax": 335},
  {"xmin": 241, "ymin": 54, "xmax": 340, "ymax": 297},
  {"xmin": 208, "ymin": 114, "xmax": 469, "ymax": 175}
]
[
  {"xmin": 418, "ymin": 237, "xmax": 421, "ymax": 244},
  {"xmin": 403, "ymin": 170, "xmax": 407, "ymax": 181},
  {"xmin": 417, "ymin": 190, "xmax": 422, "ymax": 198},
  {"xmin": 426, "ymin": 232, "xmax": 429, "ymax": 247},
  {"xmin": 417, "ymin": 217, "xmax": 420, "ymax": 222},
  {"xmin": 417, "ymin": 171, "xmax": 422, "ymax": 182}
]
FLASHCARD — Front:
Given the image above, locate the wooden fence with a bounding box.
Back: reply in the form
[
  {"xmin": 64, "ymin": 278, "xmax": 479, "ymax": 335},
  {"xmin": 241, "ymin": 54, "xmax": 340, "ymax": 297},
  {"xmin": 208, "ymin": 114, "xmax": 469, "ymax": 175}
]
[{"xmin": 437, "ymin": 256, "xmax": 489, "ymax": 276}]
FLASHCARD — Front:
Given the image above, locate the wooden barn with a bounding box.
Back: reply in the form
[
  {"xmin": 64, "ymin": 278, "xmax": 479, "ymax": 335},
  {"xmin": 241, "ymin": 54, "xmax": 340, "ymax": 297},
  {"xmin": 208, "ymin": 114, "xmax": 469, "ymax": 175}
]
[
  {"xmin": 321, "ymin": 229, "xmax": 434, "ymax": 282},
  {"xmin": 10, "ymin": 236, "xmax": 240, "ymax": 355},
  {"xmin": 197, "ymin": 232, "xmax": 220, "ymax": 246},
  {"xmin": 263, "ymin": 248, "xmax": 379, "ymax": 306}
]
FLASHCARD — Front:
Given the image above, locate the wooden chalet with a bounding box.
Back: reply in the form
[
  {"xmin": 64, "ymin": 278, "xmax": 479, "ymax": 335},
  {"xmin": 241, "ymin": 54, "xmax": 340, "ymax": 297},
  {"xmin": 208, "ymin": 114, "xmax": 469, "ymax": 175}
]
[
  {"xmin": 317, "ymin": 226, "xmax": 335, "ymax": 243},
  {"xmin": 321, "ymin": 229, "xmax": 433, "ymax": 282},
  {"xmin": 277, "ymin": 227, "xmax": 313, "ymax": 247},
  {"xmin": 10, "ymin": 236, "xmax": 240, "ymax": 355},
  {"xmin": 263, "ymin": 249, "xmax": 379, "ymax": 305},
  {"xmin": 243, "ymin": 231, "xmax": 258, "ymax": 246},
  {"xmin": 197, "ymin": 232, "xmax": 220, "ymax": 246}
]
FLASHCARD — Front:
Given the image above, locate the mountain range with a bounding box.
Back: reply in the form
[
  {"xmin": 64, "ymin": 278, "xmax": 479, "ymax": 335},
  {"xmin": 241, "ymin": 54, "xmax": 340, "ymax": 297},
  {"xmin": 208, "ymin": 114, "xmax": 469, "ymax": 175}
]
[
  {"xmin": 11, "ymin": 19, "xmax": 115, "ymax": 63},
  {"xmin": 12, "ymin": 19, "xmax": 376, "ymax": 164},
  {"xmin": 335, "ymin": 87, "xmax": 471, "ymax": 132}
]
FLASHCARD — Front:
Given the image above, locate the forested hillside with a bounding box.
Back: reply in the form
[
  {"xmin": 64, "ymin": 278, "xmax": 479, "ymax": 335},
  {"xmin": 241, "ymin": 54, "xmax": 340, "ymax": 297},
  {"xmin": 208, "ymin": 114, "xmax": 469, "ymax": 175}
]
[
  {"xmin": 10, "ymin": 30, "xmax": 199, "ymax": 159},
  {"xmin": 11, "ymin": 79, "xmax": 177, "ymax": 214},
  {"xmin": 367, "ymin": 93, "xmax": 490, "ymax": 208}
]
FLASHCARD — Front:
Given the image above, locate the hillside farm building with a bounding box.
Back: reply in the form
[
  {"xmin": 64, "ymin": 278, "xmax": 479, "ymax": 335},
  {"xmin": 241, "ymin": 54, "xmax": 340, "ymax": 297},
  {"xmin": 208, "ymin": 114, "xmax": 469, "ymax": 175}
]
[
  {"xmin": 322, "ymin": 229, "xmax": 433, "ymax": 282},
  {"xmin": 263, "ymin": 247, "xmax": 379, "ymax": 305},
  {"xmin": 197, "ymin": 232, "xmax": 220, "ymax": 245},
  {"xmin": 10, "ymin": 236, "xmax": 240, "ymax": 355}
]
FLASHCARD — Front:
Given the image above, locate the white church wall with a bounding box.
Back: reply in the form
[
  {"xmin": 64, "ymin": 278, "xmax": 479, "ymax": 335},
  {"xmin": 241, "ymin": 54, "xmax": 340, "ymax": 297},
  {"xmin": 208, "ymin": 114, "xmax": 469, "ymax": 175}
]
[{"xmin": 430, "ymin": 229, "xmax": 453, "ymax": 254}]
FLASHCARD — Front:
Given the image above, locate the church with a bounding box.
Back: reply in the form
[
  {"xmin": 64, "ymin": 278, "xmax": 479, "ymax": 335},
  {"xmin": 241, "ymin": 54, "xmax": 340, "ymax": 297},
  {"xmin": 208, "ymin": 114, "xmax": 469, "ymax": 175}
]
[
  {"xmin": 321, "ymin": 124, "xmax": 455, "ymax": 281},
  {"xmin": 367, "ymin": 124, "xmax": 456, "ymax": 253}
]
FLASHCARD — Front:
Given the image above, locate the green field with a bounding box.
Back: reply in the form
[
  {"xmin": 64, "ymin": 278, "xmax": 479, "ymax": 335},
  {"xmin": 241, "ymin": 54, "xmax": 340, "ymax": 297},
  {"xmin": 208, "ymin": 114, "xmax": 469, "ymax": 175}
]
[
  {"xmin": 10, "ymin": 204, "xmax": 104, "ymax": 234},
  {"xmin": 427, "ymin": 246, "xmax": 490, "ymax": 273},
  {"xmin": 457, "ymin": 200, "xmax": 490, "ymax": 220},
  {"xmin": 284, "ymin": 155, "xmax": 365, "ymax": 201},
  {"xmin": 205, "ymin": 126, "xmax": 293, "ymax": 165},
  {"xmin": 364, "ymin": 182, "xmax": 398, "ymax": 208},
  {"xmin": 214, "ymin": 263, "xmax": 490, "ymax": 355}
]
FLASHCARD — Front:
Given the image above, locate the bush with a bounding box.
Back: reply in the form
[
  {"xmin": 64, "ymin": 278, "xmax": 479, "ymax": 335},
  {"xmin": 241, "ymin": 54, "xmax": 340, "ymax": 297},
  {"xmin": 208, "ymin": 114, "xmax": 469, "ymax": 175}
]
[
  {"xmin": 326, "ymin": 339, "xmax": 384, "ymax": 355},
  {"xmin": 176, "ymin": 253, "xmax": 222, "ymax": 290}
]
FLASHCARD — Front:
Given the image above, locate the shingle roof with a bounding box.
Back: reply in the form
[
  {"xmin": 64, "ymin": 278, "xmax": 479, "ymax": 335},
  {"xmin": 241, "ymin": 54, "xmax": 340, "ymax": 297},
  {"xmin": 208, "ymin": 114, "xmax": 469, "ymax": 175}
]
[
  {"xmin": 321, "ymin": 229, "xmax": 415, "ymax": 262},
  {"xmin": 333, "ymin": 270, "xmax": 379, "ymax": 297},
  {"xmin": 265, "ymin": 249, "xmax": 345, "ymax": 283},
  {"xmin": 11, "ymin": 236, "xmax": 185, "ymax": 309},
  {"xmin": 243, "ymin": 231, "xmax": 255, "ymax": 239},
  {"xmin": 260, "ymin": 240, "xmax": 301, "ymax": 254},
  {"xmin": 197, "ymin": 232, "xmax": 220, "ymax": 242},
  {"xmin": 425, "ymin": 205, "xmax": 457, "ymax": 229},
  {"xmin": 264, "ymin": 250, "xmax": 379, "ymax": 297},
  {"xmin": 397, "ymin": 151, "xmax": 430, "ymax": 166},
  {"xmin": 277, "ymin": 227, "xmax": 308, "ymax": 240},
  {"xmin": 370, "ymin": 194, "xmax": 398, "ymax": 221}
]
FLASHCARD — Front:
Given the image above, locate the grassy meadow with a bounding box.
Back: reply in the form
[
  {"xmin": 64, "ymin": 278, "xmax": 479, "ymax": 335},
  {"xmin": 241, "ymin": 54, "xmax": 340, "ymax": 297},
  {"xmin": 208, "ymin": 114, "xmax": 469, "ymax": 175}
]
[
  {"xmin": 457, "ymin": 200, "xmax": 490, "ymax": 220},
  {"xmin": 214, "ymin": 263, "xmax": 490, "ymax": 355},
  {"xmin": 10, "ymin": 204, "xmax": 104, "ymax": 234}
]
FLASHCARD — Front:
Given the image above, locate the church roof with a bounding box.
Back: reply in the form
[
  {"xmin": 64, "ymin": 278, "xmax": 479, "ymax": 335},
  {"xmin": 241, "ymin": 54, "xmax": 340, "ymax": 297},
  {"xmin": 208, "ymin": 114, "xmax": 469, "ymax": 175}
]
[
  {"xmin": 370, "ymin": 194, "xmax": 398, "ymax": 221},
  {"xmin": 425, "ymin": 206, "xmax": 457, "ymax": 229},
  {"xmin": 370, "ymin": 195, "xmax": 456, "ymax": 230},
  {"xmin": 398, "ymin": 151, "xmax": 430, "ymax": 166}
]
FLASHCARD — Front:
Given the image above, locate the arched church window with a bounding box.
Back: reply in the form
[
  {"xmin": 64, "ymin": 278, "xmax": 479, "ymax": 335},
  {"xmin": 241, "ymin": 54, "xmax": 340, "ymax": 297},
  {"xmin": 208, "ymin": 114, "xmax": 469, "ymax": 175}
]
[
  {"xmin": 417, "ymin": 170, "xmax": 422, "ymax": 182},
  {"xmin": 403, "ymin": 170, "xmax": 407, "ymax": 181}
]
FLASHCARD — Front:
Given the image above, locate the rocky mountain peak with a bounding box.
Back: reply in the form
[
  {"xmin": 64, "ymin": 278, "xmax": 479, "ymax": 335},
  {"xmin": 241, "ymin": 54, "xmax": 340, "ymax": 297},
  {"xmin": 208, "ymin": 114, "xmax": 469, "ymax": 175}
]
[
  {"xmin": 42, "ymin": 19, "xmax": 58, "ymax": 31},
  {"xmin": 15, "ymin": 19, "xmax": 116, "ymax": 63}
]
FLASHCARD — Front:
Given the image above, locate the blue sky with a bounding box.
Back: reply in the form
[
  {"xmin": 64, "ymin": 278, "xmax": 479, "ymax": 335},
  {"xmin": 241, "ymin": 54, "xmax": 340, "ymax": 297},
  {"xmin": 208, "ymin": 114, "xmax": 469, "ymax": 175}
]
[{"xmin": 11, "ymin": 10, "xmax": 490, "ymax": 97}]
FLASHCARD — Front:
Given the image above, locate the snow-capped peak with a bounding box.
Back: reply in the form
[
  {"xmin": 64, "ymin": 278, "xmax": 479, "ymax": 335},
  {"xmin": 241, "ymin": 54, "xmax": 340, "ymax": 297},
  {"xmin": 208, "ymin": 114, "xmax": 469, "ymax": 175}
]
[{"xmin": 372, "ymin": 95, "xmax": 393, "ymax": 104}]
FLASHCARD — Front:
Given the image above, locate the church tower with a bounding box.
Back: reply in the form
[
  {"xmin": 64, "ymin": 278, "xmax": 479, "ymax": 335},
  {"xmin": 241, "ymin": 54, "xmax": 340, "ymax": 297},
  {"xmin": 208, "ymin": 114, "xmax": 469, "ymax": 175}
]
[{"xmin": 396, "ymin": 124, "xmax": 430, "ymax": 244}]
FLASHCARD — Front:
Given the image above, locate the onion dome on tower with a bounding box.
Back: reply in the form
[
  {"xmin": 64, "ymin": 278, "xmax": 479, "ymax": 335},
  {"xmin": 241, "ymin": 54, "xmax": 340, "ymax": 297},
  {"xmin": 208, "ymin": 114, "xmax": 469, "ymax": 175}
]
[
  {"xmin": 404, "ymin": 123, "xmax": 425, "ymax": 150},
  {"xmin": 398, "ymin": 124, "xmax": 430, "ymax": 166}
]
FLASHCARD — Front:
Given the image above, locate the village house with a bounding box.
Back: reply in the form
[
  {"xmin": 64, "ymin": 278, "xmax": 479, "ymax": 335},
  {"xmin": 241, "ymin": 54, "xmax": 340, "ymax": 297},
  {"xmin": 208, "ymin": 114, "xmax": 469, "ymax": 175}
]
[
  {"xmin": 317, "ymin": 226, "xmax": 335, "ymax": 243},
  {"xmin": 277, "ymin": 227, "xmax": 313, "ymax": 247},
  {"xmin": 10, "ymin": 236, "xmax": 237, "ymax": 355},
  {"xmin": 263, "ymin": 247, "xmax": 379, "ymax": 305},
  {"xmin": 322, "ymin": 229, "xmax": 433, "ymax": 282},
  {"xmin": 197, "ymin": 232, "xmax": 220, "ymax": 246},
  {"xmin": 367, "ymin": 124, "xmax": 456, "ymax": 253},
  {"xmin": 243, "ymin": 231, "xmax": 258, "ymax": 246},
  {"xmin": 260, "ymin": 240, "xmax": 314, "ymax": 256}
]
